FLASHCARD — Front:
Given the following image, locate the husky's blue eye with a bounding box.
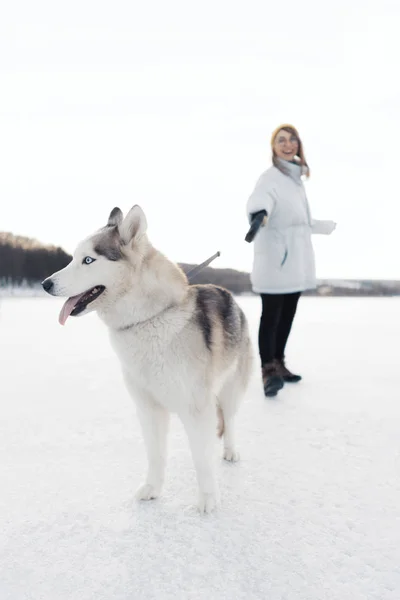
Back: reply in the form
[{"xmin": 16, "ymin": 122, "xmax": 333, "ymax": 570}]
[{"xmin": 83, "ymin": 256, "xmax": 96, "ymax": 265}]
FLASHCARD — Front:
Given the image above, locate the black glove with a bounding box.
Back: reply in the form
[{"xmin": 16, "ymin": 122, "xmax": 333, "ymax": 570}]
[{"xmin": 245, "ymin": 210, "xmax": 268, "ymax": 243}]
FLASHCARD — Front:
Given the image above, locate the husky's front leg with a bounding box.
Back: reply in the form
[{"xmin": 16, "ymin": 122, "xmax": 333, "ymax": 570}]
[
  {"xmin": 134, "ymin": 397, "xmax": 170, "ymax": 501},
  {"xmin": 180, "ymin": 404, "xmax": 219, "ymax": 514}
]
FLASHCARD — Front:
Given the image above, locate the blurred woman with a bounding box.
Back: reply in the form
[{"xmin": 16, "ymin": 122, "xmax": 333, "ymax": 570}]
[{"xmin": 246, "ymin": 124, "xmax": 336, "ymax": 397}]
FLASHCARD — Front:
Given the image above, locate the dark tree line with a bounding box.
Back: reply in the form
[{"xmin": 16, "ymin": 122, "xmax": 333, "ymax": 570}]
[
  {"xmin": 0, "ymin": 232, "xmax": 72, "ymax": 287},
  {"xmin": 179, "ymin": 263, "xmax": 253, "ymax": 294},
  {"xmin": 0, "ymin": 233, "xmax": 251, "ymax": 293},
  {"xmin": 1, "ymin": 232, "xmax": 399, "ymax": 296}
]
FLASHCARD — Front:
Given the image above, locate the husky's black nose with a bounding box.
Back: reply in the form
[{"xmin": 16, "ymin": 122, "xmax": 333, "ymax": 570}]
[{"xmin": 42, "ymin": 278, "xmax": 54, "ymax": 293}]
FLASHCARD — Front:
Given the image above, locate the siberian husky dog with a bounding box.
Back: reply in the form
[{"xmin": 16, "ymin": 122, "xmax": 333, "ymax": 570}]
[{"xmin": 42, "ymin": 205, "xmax": 253, "ymax": 513}]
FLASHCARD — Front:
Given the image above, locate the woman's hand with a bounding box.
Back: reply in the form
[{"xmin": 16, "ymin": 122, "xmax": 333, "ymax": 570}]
[
  {"xmin": 326, "ymin": 221, "xmax": 337, "ymax": 234},
  {"xmin": 311, "ymin": 219, "xmax": 337, "ymax": 235}
]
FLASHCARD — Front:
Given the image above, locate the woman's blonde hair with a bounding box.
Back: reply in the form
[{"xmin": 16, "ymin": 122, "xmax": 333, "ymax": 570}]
[{"xmin": 270, "ymin": 124, "xmax": 310, "ymax": 178}]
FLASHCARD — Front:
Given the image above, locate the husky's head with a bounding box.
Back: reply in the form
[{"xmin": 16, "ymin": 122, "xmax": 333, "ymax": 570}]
[{"xmin": 42, "ymin": 204, "xmax": 148, "ymax": 325}]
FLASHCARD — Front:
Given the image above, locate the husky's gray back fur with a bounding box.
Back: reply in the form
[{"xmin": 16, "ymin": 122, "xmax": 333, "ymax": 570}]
[{"xmin": 193, "ymin": 284, "xmax": 246, "ymax": 351}]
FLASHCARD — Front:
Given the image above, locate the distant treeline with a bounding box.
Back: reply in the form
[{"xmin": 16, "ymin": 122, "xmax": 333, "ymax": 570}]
[
  {"xmin": 0, "ymin": 232, "xmax": 71, "ymax": 287},
  {"xmin": 179, "ymin": 263, "xmax": 252, "ymax": 294},
  {"xmin": 1, "ymin": 232, "xmax": 399, "ymax": 296},
  {"xmin": 180, "ymin": 266, "xmax": 400, "ymax": 296}
]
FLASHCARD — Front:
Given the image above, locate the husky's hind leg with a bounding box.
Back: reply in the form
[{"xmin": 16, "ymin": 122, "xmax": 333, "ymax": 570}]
[
  {"xmin": 217, "ymin": 377, "xmax": 243, "ymax": 462},
  {"xmin": 218, "ymin": 347, "xmax": 252, "ymax": 463}
]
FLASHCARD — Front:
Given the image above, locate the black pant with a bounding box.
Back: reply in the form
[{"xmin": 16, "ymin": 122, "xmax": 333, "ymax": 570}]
[{"xmin": 258, "ymin": 292, "xmax": 301, "ymax": 366}]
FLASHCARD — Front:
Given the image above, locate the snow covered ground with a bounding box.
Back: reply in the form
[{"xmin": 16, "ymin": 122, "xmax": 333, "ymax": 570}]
[{"xmin": 1, "ymin": 296, "xmax": 399, "ymax": 600}]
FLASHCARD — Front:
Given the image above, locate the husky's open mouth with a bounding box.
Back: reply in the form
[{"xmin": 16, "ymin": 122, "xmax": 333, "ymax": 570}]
[{"xmin": 59, "ymin": 286, "xmax": 105, "ymax": 325}]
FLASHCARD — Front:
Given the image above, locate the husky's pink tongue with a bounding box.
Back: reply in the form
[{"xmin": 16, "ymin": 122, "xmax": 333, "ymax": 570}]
[{"xmin": 59, "ymin": 292, "xmax": 86, "ymax": 326}]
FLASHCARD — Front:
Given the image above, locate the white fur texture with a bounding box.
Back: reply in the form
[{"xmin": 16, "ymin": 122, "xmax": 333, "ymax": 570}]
[{"xmin": 43, "ymin": 205, "xmax": 253, "ymax": 513}]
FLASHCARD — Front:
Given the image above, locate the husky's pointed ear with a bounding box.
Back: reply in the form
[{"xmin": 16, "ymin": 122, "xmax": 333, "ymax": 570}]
[
  {"xmin": 119, "ymin": 204, "xmax": 147, "ymax": 245},
  {"xmin": 107, "ymin": 207, "xmax": 123, "ymax": 227}
]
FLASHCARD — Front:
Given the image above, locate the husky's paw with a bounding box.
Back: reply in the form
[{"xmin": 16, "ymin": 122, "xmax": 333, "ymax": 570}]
[
  {"xmin": 197, "ymin": 491, "xmax": 219, "ymax": 514},
  {"xmin": 223, "ymin": 448, "xmax": 240, "ymax": 462},
  {"xmin": 135, "ymin": 483, "xmax": 160, "ymax": 501}
]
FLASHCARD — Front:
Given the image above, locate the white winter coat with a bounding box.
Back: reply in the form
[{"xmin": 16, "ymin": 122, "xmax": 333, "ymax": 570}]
[{"xmin": 246, "ymin": 159, "xmax": 335, "ymax": 294}]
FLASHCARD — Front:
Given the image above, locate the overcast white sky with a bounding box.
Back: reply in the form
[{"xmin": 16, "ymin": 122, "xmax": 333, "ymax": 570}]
[{"xmin": 1, "ymin": 0, "xmax": 399, "ymax": 279}]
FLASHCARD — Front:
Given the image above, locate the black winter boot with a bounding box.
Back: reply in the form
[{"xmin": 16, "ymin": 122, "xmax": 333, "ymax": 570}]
[
  {"xmin": 275, "ymin": 358, "xmax": 302, "ymax": 383},
  {"xmin": 262, "ymin": 362, "xmax": 284, "ymax": 397}
]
